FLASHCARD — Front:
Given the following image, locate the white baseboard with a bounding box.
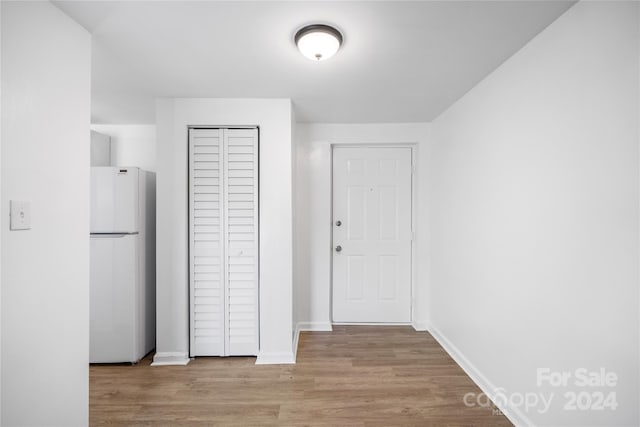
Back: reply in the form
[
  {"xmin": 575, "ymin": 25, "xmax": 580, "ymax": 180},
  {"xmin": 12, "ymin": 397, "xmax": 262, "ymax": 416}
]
[
  {"xmin": 412, "ymin": 320, "xmax": 429, "ymax": 331},
  {"xmin": 151, "ymin": 351, "xmax": 191, "ymax": 366},
  {"xmin": 293, "ymin": 323, "xmax": 301, "ymax": 360},
  {"xmin": 297, "ymin": 321, "xmax": 333, "ymax": 331},
  {"xmin": 332, "ymin": 322, "xmax": 411, "ymax": 326},
  {"xmin": 426, "ymin": 323, "xmax": 534, "ymax": 427},
  {"xmin": 293, "ymin": 321, "xmax": 333, "ymax": 360},
  {"xmin": 255, "ymin": 351, "xmax": 296, "ymax": 365}
]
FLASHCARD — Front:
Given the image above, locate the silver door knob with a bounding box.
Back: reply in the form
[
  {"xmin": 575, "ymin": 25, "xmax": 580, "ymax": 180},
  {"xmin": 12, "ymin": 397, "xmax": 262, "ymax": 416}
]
[
  {"xmin": 335, "ymin": 245, "xmax": 342, "ymax": 252},
  {"xmin": 335, "ymin": 220, "xmax": 342, "ymax": 226}
]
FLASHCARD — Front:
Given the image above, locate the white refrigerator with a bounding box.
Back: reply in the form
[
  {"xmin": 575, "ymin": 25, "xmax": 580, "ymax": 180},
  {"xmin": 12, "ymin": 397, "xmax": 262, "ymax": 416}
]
[{"xmin": 90, "ymin": 167, "xmax": 156, "ymax": 363}]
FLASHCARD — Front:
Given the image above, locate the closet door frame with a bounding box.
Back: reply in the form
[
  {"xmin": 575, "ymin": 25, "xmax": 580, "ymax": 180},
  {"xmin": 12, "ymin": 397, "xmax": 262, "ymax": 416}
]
[{"xmin": 188, "ymin": 126, "xmax": 259, "ymax": 357}]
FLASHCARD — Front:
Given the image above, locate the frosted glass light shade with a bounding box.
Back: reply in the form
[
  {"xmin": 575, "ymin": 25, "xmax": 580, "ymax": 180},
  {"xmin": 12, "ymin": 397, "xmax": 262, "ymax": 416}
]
[{"xmin": 295, "ymin": 24, "xmax": 343, "ymax": 61}]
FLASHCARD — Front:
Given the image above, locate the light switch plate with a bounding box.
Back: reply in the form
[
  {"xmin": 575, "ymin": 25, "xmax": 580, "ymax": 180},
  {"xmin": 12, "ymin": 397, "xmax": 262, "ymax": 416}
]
[{"xmin": 10, "ymin": 200, "xmax": 31, "ymax": 230}]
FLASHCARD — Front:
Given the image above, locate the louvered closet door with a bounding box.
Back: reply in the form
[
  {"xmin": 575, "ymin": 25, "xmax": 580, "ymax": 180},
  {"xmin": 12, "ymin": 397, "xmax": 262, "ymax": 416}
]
[
  {"xmin": 189, "ymin": 129, "xmax": 225, "ymax": 356},
  {"xmin": 189, "ymin": 128, "xmax": 259, "ymax": 357},
  {"xmin": 224, "ymin": 129, "xmax": 259, "ymax": 356}
]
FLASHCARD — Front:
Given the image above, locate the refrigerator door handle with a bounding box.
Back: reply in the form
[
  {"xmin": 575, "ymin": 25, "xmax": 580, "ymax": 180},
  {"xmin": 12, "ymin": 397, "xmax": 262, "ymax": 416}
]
[{"xmin": 90, "ymin": 233, "xmax": 138, "ymax": 238}]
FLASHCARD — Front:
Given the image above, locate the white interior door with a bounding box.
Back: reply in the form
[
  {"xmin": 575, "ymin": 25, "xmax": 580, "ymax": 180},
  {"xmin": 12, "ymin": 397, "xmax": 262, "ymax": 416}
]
[
  {"xmin": 224, "ymin": 129, "xmax": 259, "ymax": 356},
  {"xmin": 332, "ymin": 147, "xmax": 412, "ymax": 323},
  {"xmin": 189, "ymin": 129, "xmax": 225, "ymax": 356},
  {"xmin": 189, "ymin": 128, "xmax": 259, "ymax": 357}
]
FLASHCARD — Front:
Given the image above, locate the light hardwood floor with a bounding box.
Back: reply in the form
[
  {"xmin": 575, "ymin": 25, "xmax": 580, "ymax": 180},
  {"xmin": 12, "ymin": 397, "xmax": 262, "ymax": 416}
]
[{"xmin": 90, "ymin": 326, "xmax": 512, "ymax": 426}]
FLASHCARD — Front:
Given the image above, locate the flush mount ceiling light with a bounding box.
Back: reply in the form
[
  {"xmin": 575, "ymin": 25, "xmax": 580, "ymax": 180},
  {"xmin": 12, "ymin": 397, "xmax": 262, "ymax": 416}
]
[{"xmin": 295, "ymin": 24, "xmax": 343, "ymax": 61}]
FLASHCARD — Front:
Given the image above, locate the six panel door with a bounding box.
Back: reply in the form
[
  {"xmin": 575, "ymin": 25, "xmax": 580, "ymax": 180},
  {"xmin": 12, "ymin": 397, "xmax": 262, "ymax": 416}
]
[{"xmin": 332, "ymin": 147, "xmax": 412, "ymax": 323}]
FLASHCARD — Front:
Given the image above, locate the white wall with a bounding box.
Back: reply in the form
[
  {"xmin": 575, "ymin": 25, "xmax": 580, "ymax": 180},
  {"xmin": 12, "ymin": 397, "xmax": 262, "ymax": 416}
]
[
  {"xmin": 91, "ymin": 41, "xmax": 156, "ymax": 125},
  {"xmin": 1, "ymin": 2, "xmax": 90, "ymax": 425},
  {"xmin": 155, "ymin": 98, "xmax": 294, "ymax": 364},
  {"xmin": 91, "ymin": 125, "xmax": 156, "ymax": 172},
  {"xmin": 294, "ymin": 123, "xmax": 431, "ymax": 332},
  {"xmin": 429, "ymin": 2, "xmax": 639, "ymax": 426}
]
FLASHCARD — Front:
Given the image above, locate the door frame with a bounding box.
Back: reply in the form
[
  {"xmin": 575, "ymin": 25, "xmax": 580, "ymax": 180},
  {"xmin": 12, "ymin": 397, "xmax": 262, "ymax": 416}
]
[{"xmin": 330, "ymin": 143, "xmax": 417, "ymax": 325}]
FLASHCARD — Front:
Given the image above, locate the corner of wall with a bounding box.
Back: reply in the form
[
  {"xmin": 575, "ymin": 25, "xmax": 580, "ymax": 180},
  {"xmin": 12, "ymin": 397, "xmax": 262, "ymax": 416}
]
[
  {"xmin": 291, "ymin": 102, "xmax": 298, "ymax": 349},
  {"xmin": 426, "ymin": 323, "xmax": 533, "ymax": 427},
  {"xmin": 292, "ymin": 321, "xmax": 333, "ymax": 361},
  {"xmin": 0, "ymin": 0, "xmax": 3, "ymax": 420},
  {"xmin": 411, "ymin": 321, "xmax": 429, "ymax": 332}
]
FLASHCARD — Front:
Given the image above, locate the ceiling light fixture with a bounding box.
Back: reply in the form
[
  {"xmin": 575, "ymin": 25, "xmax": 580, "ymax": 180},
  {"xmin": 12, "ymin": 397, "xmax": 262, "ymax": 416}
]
[{"xmin": 295, "ymin": 24, "xmax": 343, "ymax": 61}]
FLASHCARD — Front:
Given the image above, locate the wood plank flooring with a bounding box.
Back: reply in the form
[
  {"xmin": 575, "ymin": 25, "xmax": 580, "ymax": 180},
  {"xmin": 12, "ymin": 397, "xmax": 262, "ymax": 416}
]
[{"xmin": 90, "ymin": 326, "xmax": 512, "ymax": 426}]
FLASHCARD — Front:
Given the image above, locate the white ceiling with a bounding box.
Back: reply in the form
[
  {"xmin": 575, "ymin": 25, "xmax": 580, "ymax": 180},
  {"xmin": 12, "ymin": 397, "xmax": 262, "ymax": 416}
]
[{"xmin": 54, "ymin": 1, "xmax": 575, "ymax": 124}]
